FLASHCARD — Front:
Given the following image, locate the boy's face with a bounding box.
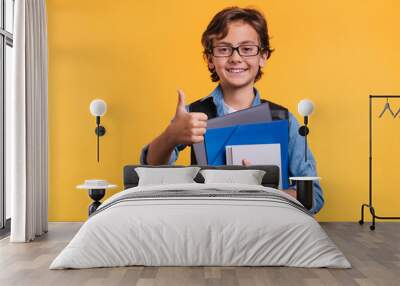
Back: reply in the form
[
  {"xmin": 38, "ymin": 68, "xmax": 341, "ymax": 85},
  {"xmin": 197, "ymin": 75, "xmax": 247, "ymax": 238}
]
[{"xmin": 209, "ymin": 21, "xmax": 267, "ymax": 89}]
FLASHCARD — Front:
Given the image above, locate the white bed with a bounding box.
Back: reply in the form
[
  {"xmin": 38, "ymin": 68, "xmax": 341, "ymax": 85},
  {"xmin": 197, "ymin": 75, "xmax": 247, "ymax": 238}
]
[{"xmin": 50, "ymin": 183, "xmax": 350, "ymax": 269}]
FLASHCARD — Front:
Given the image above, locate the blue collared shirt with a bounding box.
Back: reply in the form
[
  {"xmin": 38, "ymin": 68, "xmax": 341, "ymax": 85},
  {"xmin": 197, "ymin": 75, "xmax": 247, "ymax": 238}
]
[{"xmin": 140, "ymin": 85, "xmax": 324, "ymax": 214}]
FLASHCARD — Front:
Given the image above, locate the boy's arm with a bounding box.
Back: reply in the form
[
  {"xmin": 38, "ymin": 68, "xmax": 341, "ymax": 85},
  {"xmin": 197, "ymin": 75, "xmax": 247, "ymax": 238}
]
[
  {"xmin": 139, "ymin": 89, "xmax": 207, "ymax": 165},
  {"xmin": 146, "ymin": 130, "xmax": 177, "ymax": 165},
  {"xmin": 140, "ymin": 141, "xmax": 185, "ymax": 165}
]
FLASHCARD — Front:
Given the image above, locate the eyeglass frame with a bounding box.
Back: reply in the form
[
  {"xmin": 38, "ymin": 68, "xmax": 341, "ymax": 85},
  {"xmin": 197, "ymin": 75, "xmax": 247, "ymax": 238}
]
[{"xmin": 209, "ymin": 45, "xmax": 264, "ymax": 58}]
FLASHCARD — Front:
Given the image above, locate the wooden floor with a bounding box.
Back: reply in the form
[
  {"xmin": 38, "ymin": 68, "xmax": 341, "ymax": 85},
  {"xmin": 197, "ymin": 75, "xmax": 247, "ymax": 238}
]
[{"xmin": 0, "ymin": 222, "xmax": 399, "ymax": 286}]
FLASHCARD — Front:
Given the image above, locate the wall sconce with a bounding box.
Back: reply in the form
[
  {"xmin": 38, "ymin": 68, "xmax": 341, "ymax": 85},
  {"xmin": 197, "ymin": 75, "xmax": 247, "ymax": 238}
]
[
  {"xmin": 89, "ymin": 99, "xmax": 107, "ymax": 162},
  {"xmin": 297, "ymin": 99, "xmax": 314, "ymax": 162},
  {"xmin": 291, "ymin": 99, "xmax": 320, "ymax": 211}
]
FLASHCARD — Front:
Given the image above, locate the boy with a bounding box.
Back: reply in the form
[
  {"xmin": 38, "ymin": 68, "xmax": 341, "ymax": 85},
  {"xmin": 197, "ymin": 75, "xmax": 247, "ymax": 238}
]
[{"xmin": 140, "ymin": 7, "xmax": 324, "ymax": 214}]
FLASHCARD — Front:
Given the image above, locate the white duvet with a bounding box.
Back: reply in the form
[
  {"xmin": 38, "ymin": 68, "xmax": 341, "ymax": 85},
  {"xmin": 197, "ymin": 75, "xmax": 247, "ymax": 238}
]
[{"xmin": 50, "ymin": 183, "xmax": 351, "ymax": 269}]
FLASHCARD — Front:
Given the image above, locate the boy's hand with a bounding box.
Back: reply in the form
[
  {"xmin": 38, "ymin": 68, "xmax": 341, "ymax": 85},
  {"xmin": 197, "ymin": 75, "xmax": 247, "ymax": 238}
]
[
  {"xmin": 282, "ymin": 189, "xmax": 297, "ymax": 199},
  {"xmin": 242, "ymin": 159, "xmax": 251, "ymax": 166},
  {"xmin": 165, "ymin": 89, "xmax": 208, "ymax": 145}
]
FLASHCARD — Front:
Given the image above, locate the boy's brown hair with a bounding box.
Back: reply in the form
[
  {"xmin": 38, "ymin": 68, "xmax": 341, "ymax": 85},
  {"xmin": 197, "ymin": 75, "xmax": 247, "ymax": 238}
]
[{"xmin": 201, "ymin": 7, "xmax": 273, "ymax": 82}]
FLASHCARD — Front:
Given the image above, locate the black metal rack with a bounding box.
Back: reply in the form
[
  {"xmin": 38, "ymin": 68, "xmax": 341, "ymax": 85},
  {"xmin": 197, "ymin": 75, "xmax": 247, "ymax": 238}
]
[{"xmin": 359, "ymin": 95, "xmax": 400, "ymax": 230}]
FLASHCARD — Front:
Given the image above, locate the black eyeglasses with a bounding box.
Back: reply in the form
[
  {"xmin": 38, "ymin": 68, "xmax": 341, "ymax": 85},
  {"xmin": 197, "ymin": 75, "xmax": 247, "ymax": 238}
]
[{"xmin": 211, "ymin": 45, "xmax": 261, "ymax": 57}]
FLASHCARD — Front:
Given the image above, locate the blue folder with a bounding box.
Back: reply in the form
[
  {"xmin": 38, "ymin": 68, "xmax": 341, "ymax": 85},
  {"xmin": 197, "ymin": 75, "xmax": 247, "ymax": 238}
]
[{"xmin": 204, "ymin": 120, "xmax": 289, "ymax": 189}]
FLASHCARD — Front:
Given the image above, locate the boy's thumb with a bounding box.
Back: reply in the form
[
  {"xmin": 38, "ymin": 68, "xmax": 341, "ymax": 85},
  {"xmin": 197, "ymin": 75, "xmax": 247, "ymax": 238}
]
[{"xmin": 176, "ymin": 89, "xmax": 187, "ymax": 114}]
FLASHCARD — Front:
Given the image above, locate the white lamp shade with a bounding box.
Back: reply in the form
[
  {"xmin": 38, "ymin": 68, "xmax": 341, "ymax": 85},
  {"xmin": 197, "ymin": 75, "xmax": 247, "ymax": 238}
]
[
  {"xmin": 298, "ymin": 99, "xmax": 314, "ymax": 117},
  {"xmin": 90, "ymin": 99, "xmax": 107, "ymax": 116}
]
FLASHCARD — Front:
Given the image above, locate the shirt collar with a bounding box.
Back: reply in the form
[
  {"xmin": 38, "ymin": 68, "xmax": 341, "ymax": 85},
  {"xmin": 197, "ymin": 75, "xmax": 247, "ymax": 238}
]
[{"xmin": 209, "ymin": 84, "xmax": 261, "ymax": 116}]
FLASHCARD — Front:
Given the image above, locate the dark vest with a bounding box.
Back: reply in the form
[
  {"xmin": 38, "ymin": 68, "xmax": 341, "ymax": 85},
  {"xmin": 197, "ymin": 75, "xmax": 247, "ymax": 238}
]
[{"xmin": 188, "ymin": 97, "xmax": 289, "ymax": 165}]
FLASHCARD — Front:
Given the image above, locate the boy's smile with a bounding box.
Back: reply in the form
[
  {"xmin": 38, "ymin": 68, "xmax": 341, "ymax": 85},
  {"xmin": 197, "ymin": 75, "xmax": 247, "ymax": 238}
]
[
  {"xmin": 226, "ymin": 68, "xmax": 249, "ymax": 74},
  {"xmin": 209, "ymin": 21, "xmax": 267, "ymax": 89}
]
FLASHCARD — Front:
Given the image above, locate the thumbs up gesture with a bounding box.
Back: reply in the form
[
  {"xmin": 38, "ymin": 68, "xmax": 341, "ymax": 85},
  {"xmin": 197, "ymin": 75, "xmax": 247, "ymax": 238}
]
[{"xmin": 165, "ymin": 89, "xmax": 208, "ymax": 146}]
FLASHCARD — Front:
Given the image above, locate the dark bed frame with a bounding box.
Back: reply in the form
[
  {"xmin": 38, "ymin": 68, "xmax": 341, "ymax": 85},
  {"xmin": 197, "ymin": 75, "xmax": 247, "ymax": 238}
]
[{"xmin": 123, "ymin": 165, "xmax": 280, "ymax": 189}]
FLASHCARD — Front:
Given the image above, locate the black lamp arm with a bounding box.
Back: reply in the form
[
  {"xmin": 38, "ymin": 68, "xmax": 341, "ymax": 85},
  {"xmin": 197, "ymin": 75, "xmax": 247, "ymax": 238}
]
[
  {"xmin": 94, "ymin": 116, "xmax": 106, "ymax": 162},
  {"xmin": 298, "ymin": 116, "xmax": 310, "ymax": 162}
]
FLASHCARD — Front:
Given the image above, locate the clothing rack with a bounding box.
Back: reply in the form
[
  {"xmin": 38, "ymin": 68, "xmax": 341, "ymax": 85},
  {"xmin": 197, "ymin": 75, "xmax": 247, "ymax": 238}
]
[{"xmin": 359, "ymin": 95, "xmax": 400, "ymax": 230}]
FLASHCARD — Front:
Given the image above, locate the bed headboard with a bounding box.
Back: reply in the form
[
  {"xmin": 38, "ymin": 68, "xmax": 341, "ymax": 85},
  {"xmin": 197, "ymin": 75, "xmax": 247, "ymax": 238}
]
[{"xmin": 123, "ymin": 165, "xmax": 280, "ymax": 189}]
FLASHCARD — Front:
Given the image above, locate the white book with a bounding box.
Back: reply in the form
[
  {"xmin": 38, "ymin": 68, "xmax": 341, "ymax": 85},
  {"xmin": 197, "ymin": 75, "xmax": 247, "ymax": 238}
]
[
  {"xmin": 225, "ymin": 144, "xmax": 282, "ymax": 189},
  {"xmin": 226, "ymin": 146, "xmax": 233, "ymax": 165}
]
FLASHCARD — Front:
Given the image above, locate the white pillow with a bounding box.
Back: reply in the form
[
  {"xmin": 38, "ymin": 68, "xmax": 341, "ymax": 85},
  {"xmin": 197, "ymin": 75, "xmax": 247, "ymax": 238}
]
[
  {"xmin": 200, "ymin": 169, "xmax": 266, "ymax": 185},
  {"xmin": 135, "ymin": 167, "xmax": 201, "ymax": 186}
]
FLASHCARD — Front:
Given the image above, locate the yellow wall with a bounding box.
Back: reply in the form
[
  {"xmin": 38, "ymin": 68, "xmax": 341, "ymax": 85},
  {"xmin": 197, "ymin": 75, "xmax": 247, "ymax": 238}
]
[{"xmin": 47, "ymin": 0, "xmax": 400, "ymax": 221}]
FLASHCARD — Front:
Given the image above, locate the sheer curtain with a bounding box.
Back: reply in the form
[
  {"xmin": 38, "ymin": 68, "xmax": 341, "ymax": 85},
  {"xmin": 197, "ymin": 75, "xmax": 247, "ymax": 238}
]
[{"xmin": 8, "ymin": 0, "xmax": 48, "ymax": 242}]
